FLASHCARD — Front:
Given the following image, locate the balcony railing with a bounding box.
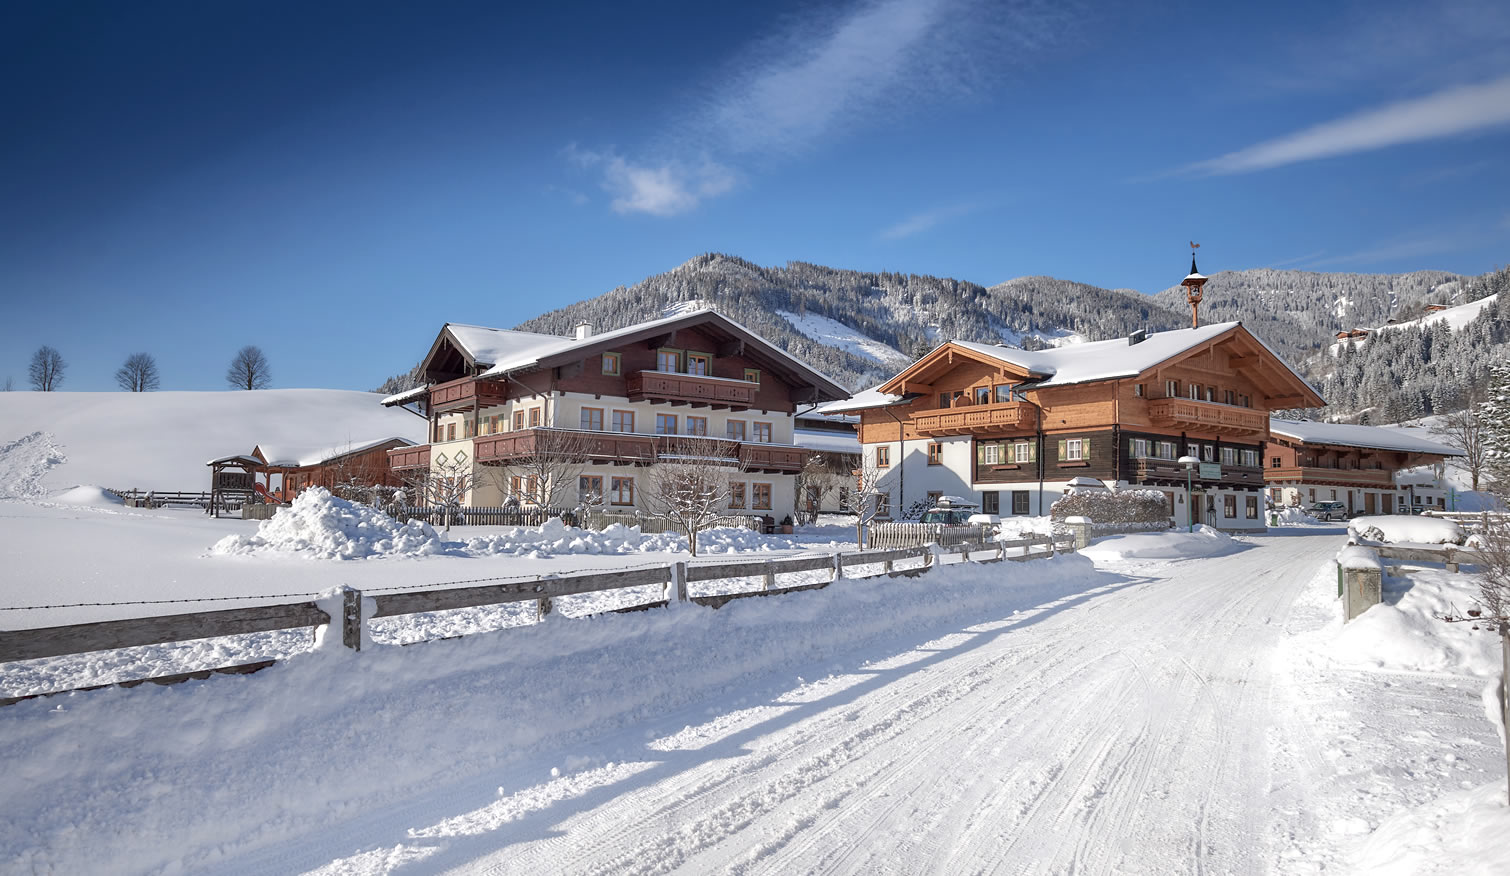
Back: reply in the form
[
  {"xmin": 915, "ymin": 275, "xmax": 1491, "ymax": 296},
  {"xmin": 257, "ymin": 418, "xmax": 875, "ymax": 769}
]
[
  {"xmin": 387, "ymin": 444, "xmax": 431, "ymax": 471},
  {"xmin": 626, "ymin": 371, "xmax": 755, "ymax": 409},
  {"xmin": 1147, "ymin": 398, "xmax": 1268, "ymax": 435},
  {"xmin": 470, "ymin": 428, "xmax": 804, "ymax": 473},
  {"xmin": 1133, "ymin": 458, "xmax": 1264, "ymax": 487},
  {"xmin": 429, "ymin": 377, "xmax": 509, "ymax": 411},
  {"xmin": 1265, "ymin": 465, "xmax": 1395, "ymax": 487},
  {"xmin": 910, "ymin": 402, "xmax": 1037, "ymax": 437}
]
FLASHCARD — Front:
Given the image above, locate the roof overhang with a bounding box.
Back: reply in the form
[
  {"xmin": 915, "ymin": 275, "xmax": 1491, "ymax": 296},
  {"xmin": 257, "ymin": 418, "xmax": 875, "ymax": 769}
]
[{"xmin": 877, "ymin": 342, "xmax": 1045, "ymax": 396}]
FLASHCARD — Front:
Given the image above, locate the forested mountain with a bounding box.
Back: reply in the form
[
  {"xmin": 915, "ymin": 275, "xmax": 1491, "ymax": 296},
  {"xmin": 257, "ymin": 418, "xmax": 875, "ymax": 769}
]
[{"xmin": 376, "ymin": 255, "xmax": 1510, "ymax": 428}]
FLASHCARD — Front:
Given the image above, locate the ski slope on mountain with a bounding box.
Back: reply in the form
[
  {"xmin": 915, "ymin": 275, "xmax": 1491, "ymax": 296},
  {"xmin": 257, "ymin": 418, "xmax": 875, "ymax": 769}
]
[
  {"xmin": 0, "ymin": 390, "xmax": 425, "ymax": 492},
  {"xmin": 776, "ymin": 310, "xmax": 911, "ymax": 366}
]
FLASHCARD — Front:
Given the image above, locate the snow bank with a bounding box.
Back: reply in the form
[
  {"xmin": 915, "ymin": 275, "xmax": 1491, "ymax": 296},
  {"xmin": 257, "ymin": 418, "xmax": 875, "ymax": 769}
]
[
  {"xmin": 1330, "ymin": 567, "xmax": 1500, "ymax": 676},
  {"xmin": 1352, "ymin": 781, "xmax": 1510, "ymax": 876},
  {"xmin": 1273, "ymin": 506, "xmax": 1323, "ymax": 526},
  {"xmin": 212, "ymin": 489, "xmax": 828, "ymax": 560},
  {"xmin": 50, "ymin": 485, "xmax": 124, "ymax": 507},
  {"xmin": 0, "ymin": 554, "xmax": 1104, "ymax": 875},
  {"xmin": 1080, "ymin": 525, "xmax": 1240, "ymax": 561},
  {"xmin": 1349, "ymin": 515, "xmax": 1466, "ymax": 545},
  {"xmin": 0, "ymin": 431, "xmax": 66, "ymax": 499}
]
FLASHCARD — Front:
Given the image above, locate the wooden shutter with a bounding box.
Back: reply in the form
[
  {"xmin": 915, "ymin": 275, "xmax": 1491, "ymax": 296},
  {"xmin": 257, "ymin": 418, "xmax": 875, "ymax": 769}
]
[
  {"xmin": 1083, "ymin": 438, "xmax": 1091, "ymax": 459},
  {"xmin": 1058, "ymin": 439, "xmax": 1067, "ymax": 460}
]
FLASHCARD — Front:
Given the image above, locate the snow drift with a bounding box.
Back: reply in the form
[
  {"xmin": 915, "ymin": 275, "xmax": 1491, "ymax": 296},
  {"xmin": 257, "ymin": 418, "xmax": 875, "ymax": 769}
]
[
  {"xmin": 1348, "ymin": 515, "xmax": 1466, "ymax": 545},
  {"xmin": 1079, "ymin": 525, "xmax": 1240, "ymax": 561}
]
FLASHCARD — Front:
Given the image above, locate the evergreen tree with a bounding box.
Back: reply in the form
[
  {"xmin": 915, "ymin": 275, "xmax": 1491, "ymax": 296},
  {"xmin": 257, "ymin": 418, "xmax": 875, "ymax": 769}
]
[{"xmin": 1483, "ymin": 358, "xmax": 1510, "ymax": 500}]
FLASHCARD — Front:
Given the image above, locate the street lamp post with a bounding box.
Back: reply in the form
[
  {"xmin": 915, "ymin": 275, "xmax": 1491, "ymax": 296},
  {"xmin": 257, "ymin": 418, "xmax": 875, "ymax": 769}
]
[{"xmin": 1178, "ymin": 455, "xmax": 1200, "ymax": 532}]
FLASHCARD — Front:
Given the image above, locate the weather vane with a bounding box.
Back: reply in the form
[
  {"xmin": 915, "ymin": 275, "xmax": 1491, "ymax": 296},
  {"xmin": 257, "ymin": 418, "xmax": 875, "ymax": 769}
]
[{"xmin": 1181, "ymin": 242, "xmax": 1208, "ymax": 329}]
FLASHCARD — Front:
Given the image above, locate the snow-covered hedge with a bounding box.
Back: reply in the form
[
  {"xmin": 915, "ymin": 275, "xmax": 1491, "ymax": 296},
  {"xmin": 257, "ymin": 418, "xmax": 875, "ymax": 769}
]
[
  {"xmin": 1347, "ymin": 515, "xmax": 1466, "ymax": 546},
  {"xmin": 1050, "ymin": 489, "xmax": 1169, "ymax": 525}
]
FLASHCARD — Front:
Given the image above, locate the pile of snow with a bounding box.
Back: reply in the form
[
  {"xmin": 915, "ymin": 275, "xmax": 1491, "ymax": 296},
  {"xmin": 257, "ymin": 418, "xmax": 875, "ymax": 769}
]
[
  {"xmin": 1273, "ymin": 506, "xmax": 1323, "ymax": 526},
  {"xmin": 51, "ymin": 485, "xmax": 124, "ymax": 507},
  {"xmin": 0, "ymin": 431, "xmax": 66, "ymax": 499},
  {"xmin": 996, "ymin": 516, "xmax": 1053, "ymax": 540},
  {"xmin": 1349, "ymin": 515, "xmax": 1466, "ymax": 545},
  {"xmin": 1329, "ymin": 566, "xmax": 1499, "ymax": 676},
  {"xmin": 1351, "ymin": 782, "xmax": 1510, "ymax": 876},
  {"xmin": 213, "ymin": 488, "xmax": 446, "ymax": 559},
  {"xmin": 213, "ymin": 489, "xmax": 827, "ymax": 560},
  {"xmin": 1080, "ymin": 524, "xmax": 1240, "ymax": 561},
  {"xmin": 1337, "ymin": 545, "xmax": 1382, "ymax": 572}
]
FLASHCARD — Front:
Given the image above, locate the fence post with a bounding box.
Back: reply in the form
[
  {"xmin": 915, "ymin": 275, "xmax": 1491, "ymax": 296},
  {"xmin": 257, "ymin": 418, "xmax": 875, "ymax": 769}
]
[
  {"xmin": 672, "ymin": 562, "xmax": 689, "ymax": 603},
  {"xmin": 342, "ymin": 588, "xmax": 364, "ymax": 652},
  {"xmin": 1064, "ymin": 516, "xmax": 1092, "ymax": 551},
  {"xmin": 762, "ymin": 560, "xmax": 775, "ymax": 591},
  {"xmin": 883, "ymin": 554, "xmax": 894, "ymax": 575},
  {"xmin": 537, "ymin": 593, "xmax": 553, "ymax": 620},
  {"xmin": 1444, "ymin": 546, "xmax": 1459, "ymax": 574},
  {"xmin": 833, "ymin": 553, "xmax": 844, "ymax": 582}
]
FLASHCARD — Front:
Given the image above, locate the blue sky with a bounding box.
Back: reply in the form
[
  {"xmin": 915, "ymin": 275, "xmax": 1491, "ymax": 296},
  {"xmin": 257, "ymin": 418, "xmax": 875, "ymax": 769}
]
[{"xmin": 3, "ymin": 0, "xmax": 1508, "ymax": 392}]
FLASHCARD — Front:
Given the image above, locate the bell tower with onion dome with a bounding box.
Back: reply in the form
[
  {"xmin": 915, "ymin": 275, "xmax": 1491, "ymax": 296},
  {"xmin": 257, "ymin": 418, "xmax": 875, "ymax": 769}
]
[{"xmin": 1181, "ymin": 244, "xmax": 1208, "ymax": 329}]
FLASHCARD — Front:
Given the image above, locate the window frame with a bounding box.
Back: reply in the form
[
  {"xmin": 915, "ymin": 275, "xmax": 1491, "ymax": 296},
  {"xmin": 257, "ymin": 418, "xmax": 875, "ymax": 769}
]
[
  {"xmin": 578, "ymin": 475, "xmax": 603, "ymax": 504},
  {"xmin": 752, "ymin": 421, "xmax": 773, "ymax": 443},
  {"xmin": 729, "ymin": 481, "xmax": 746, "ymax": 509},
  {"xmin": 726, "ymin": 419, "xmax": 747, "ymax": 441},
  {"xmin": 655, "ymin": 413, "xmax": 678, "ymax": 435},
  {"xmin": 601, "ymin": 352, "xmax": 621, "ymax": 376},
  {"xmin": 685, "ymin": 352, "xmax": 711, "ymax": 376},
  {"xmin": 751, "ymin": 482, "xmax": 773, "ymax": 510},
  {"xmin": 743, "ymin": 368, "xmax": 761, "ymax": 384},
  {"xmin": 876, "ymin": 445, "xmax": 891, "ymax": 467},
  {"xmin": 686, "ymin": 416, "xmax": 708, "ymax": 436},
  {"xmin": 1064, "ymin": 438, "xmax": 1084, "ymax": 461},
  {"xmin": 610, "ymin": 476, "xmax": 636, "ymax": 506},
  {"xmin": 927, "ymin": 443, "xmax": 943, "ymax": 465},
  {"xmin": 528, "ymin": 407, "xmax": 542, "ymax": 428},
  {"xmin": 612, "ymin": 409, "xmax": 635, "ymax": 433},
  {"xmin": 580, "ymin": 407, "xmax": 604, "ymax": 431},
  {"xmin": 656, "ymin": 348, "xmax": 683, "ymax": 373},
  {"xmin": 1012, "ymin": 490, "xmax": 1030, "ymax": 515}
]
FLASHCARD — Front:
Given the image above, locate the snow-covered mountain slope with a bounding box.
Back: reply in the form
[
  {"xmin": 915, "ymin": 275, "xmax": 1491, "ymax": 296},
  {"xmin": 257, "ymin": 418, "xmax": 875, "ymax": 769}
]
[
  {"xmin": 1375, "ymin": 293, "xmax": 1499, "ymax": 336},
  {"xmin": 0, "ymin": 389, "xmax": 425, "ymax": 493},
  {"xmin": 777, "ymin": 310, "xmax": 911, "ymax": 366}
]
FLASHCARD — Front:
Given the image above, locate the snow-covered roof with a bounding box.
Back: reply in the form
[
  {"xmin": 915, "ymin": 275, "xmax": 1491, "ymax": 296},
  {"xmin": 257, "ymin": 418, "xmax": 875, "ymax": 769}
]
[
  {"xmin": 1268, "ymin": 419, "xmax": 1463, "ymax": 456},
  {"xmin": 813, "ymin": 384, "xmax": 909, "ymax": 414},
  {"xmin": 795, "ymin": 402, "xmax": 858, "ymax": 424},
  {"xmin": 948, "ymin": 322, "xmax": 1246, "ymax": 388},
  {"xmin": 380, "ymin": 385, "xmax": 429, "ymax": 406},
  {"xmin": 250, "ymin": 436, "xmax": 415, "ymax": 469},
  {"xmin": 444, "ymin": 324, "xmax": 575, "ymax": 369},
  {"xmin": 792, "ymin": 428, "xmax": 861, "ymax": 454}
]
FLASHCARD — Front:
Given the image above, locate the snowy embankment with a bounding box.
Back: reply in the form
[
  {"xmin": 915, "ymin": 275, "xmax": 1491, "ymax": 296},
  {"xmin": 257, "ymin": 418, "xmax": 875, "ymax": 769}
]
[
  {"xmin": 211, "ymin": 489, "xmax": 831, "ymax": 560},
  {"xmin": 1274, "ymin": 506, "xmax": 1324, "ymax": 526},
  {"xmin": 0, "ymin": 554, "xmax": 1103, "ymax": 876},
  {"xmin": 1348, "ymin": 515, "xmax": 1467, "ymax": 546},
  {"xmin": 1079, "ymin": 524, "xmax": 1241, "ymax": 561},
  {"xmin": 1276, "ymin": 542, "xmax": 1510, "ymax": 873}
]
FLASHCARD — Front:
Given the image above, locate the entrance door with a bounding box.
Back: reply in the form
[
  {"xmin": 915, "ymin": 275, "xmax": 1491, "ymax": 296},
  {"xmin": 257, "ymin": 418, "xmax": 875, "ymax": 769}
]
[
  {"xmin": 1191, "ymin": 492, "xmax": 1203, "ymax": 527},
  {"xmin": 1365, "ymin": 493, "xmax": 1376, "ymax": 515}
]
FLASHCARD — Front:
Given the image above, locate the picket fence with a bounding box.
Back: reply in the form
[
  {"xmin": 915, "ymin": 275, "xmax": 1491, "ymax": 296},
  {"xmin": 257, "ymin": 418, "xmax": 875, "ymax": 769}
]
[
  {"xmin": 0, "ymin": 532, "xmax": 1075, "ymax": 707},
  {"xmin": 865, "ymin": 522, "xmax": 994, "ymax": 550}
]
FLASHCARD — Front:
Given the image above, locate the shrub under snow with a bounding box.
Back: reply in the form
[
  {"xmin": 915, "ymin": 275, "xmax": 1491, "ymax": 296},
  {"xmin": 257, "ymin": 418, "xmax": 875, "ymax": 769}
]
[
  {"xmin": 1347, "ymin": 515, "xmax": 1466, "ymax": 546},
  {"xmin": 1050, "ymin": 489, "xmax": 1169, "ymax": 525}
]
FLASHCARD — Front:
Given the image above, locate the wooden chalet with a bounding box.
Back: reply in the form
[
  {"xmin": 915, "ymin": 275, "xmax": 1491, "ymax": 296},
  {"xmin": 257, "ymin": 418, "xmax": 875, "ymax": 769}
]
[
  {"xmin": 382, "ymin": 309, "xmax": 849, "ymax": 514},
  {"xmin": 1265, "ymin": 420, "xmax": 1463, "ymax": 515}
]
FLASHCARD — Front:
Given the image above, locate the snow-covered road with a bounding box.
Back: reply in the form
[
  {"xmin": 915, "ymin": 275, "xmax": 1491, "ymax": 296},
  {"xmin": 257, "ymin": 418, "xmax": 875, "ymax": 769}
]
[{"xmin": 440, "ymin": 533, "xmax": 1333, "ymax": 876}]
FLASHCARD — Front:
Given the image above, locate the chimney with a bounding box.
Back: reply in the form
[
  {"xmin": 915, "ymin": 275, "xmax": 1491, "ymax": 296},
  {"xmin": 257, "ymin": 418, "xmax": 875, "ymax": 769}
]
[
  {"xmin": 573, "ymin": 321, "xmax": 593, "ymax": 341},
  {"xmin": 1128, "ymin": 328, "xmax": 1147, "ymax": 346}
]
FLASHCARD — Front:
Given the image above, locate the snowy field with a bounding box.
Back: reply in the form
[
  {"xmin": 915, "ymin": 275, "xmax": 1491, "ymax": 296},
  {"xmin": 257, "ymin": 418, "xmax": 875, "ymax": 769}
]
[{"xmin": 5, "ymin": 521, "xmax": 1508, "ymax": 874}]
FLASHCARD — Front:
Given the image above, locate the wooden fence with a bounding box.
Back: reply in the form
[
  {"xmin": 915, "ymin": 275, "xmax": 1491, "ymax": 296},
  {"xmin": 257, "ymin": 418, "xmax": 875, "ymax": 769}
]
[
  {"xmin": 0, "ymin": 533, "xmax": 1074, "ymax": 706},
  {"xmin": 107, "ymin": 488, "xmax": 219, "ymax": 509},
  {"xmin": 865, "ymin": 522, "xmax": 993, "ymax": 550},
  {"xmin": 1423, "ymin": 511, "xmax": 1508, "ymax": 535}
]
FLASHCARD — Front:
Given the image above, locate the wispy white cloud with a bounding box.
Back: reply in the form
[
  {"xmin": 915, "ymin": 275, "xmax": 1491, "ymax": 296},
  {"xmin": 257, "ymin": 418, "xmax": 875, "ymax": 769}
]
[
  {"xmin": 879, "ymin": 203, "xmax": 981, "ymax": 240},
  {"xmin": 1304, "ymin": 234, "xmax": 1473, "ymax": 268},
  {"xmin": 569, "ymin": 0, "xmax": 1070, "ymax": 216},
  {"xmin": 1185, "ymin": 74, "xmax": 1510, "ymax": 176},
  {"xmin": 1267, "ymin": 250, "xmax": 1329, "ymax": 268}
]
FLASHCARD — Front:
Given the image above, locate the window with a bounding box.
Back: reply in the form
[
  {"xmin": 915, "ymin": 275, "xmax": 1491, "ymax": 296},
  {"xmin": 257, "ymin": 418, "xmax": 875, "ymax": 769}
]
[
  {"xmin": 981, "ymin": 491, "xmax": 1000, "ymax": 514},
  {"xmin": 939, "ymin": 392, "xmax": 952, "ymax": 409},
  {"xmin": 729, "ymin": 481, "xmax": 746, "ymax": 508},
  {"xmin": 980, "ymin": 443, "xmax": 1002, "ymax": 464},
  {"xmin": 927, "ymin": 443, "xmax": 943, "ymax": 465},
  {"xmin": 510, "ymin": 475, "xmax": 522, "ymax": 497},
  {"xmin": 752, "ymin": 483, "xmax": 772, "ymax": 510},
  {"xmin": 1130, "ymin": 438, "xmax": 1150, "ymax": 458},
  {"xmin": 464, "ymin": 420, "xmax": 475, "ymax": 438},
  {"xmin": 1241, "ymin": 449, "xmax": 1260, "ymax": 467},
  {"xmin": 1329, "ymin": 489, "xmax": 1337, "ymax": 500},
  {"xmin": 743, "ymin": 368, "xmax": 760, "ymax": 384},
  {"xmin": 1188, "ymin": 384, "xmax": 1201, "ymax": 400},
  {"xmin": 601, "ymin": 352, "xmax": 621, "ymax": 376},
  {"xmin": 1012, "ymin": 491, "xmax": 1030, "ymax": 515},
  {"xmin": 657, "ymin": 350, "xmax": 681, "ymax": 372},
  {"xmin": 753, "ymin": 422, "xmax": 773, "ymax": 443},
  {"xmin": 612, "ymin": 410, "xmax": 634, "ymax": 433},
  {"xmin": 686, "ymin": 416, "xmax": 707, "ymax": 436},
  {"xmin": 581, "ymin": 408, "xmax": 604, "ymax": 431},
  {"xmin": 525, "ymin": 475, "xmax": 538, "ymax": 503},
  {"xmin": 995, "ymin": 385, "xmax": 1012, "ymax": 404},
  {"xmin": 726, "ymin": 420, "xmax": 747, "ymax": 441},
  {"xmin": 1271, "ymin": 456, "xmax": 1281, "ymax": 469},
  {"xmin": 686, "ymin": 353, "xmax": 710, "ymax": 376},
  {"xmin": 876, "ymin": 492, "xmax": 892, "ymax": 518},
  {"xmin": 1205, "ymin": 386, "xmax": 1215, "ymax": 402},
  {"xmin": 1221, "ymin": 447, "xmax": 1237, "ymax": 466},
  {"xmin": 1245, "ymin": 496, "xmax": 1258, "ymax": 519},
  {"xmin": 610, "ymin": 477, "xmax": 635, "ymax": 505},
  {"xmin": 529, "ymin": 407, "xmax": 542, "ymax": 428},
  {"xmin": 1309, "ymin": 488, "xmax": 1316, "ymax": 502},
  {"xmin": 974, "ymin": 386, "xmax": 990, "ymax": 405},
  {"xmin": 1015, "ymin": 441, "xmax": 1033, "ymax": 463},
  {"xmin": 447, "ymin": 423, "xmax": 457, "ymax": 441},
  {"xmin": 876, "ymin": 446, "xmax": 891, "ymax": 467},
  {"xmin": 1133, "ymin": 383, "xmax": 1145, "ymax": 398},
  {"xmin": 1166, "ymin": 379, "xmax": 1178, "ymax": 397},
  {"xmin": 513, "ymin": 410, "xmax": 525, "ymax": 431},
  {"xmin": 1157, "ymin": 441, "xmax": 1177, "ymax": 460},
  {"xmin": 656, "ymin": 413, "xmax": 677, "ymax": 435},
  {"xmin": 578, "ymin": 475, "xmax": 603, "ymax": 504},
  {"xmin": 1063, "ymin": 438, "xmax": 1085, "ymax": 461},
  {"xmin": 1224, "ymin": 389, "xmax": 1235, "ymax": 406},
  {"xmin": 1202, "ymin": 444, "xmax": 1214, "ymax": 462},
  {"xmin": 1224, "ymin": 494, "xmax": 1237, "ymax": 518}
]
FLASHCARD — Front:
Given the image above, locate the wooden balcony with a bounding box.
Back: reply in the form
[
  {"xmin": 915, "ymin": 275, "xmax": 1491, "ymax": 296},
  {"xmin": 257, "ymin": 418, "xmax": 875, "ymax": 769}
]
[
  {"xmin": 472, "ymin": 429, "xmax": 804, "ymax": 473},
  {"xmin": 387, "ymin": 444, "xmax": 431, "ymax": 471},
  {"xmin": 1147, "ymin": 398, "xmax": 1268, "ymax": 436},
  {"xmin": 429, "ymin": 376, "xmax": 509, "ymax": 412},
  {"xmin": 1265, "ymin": 465, "xmax": 1394, "ymax": 487},
  {"xmin": 910, "ymin": 402, "xmax": 1036, "ymax": 437},
  {"xmin": 626, "ymin": 371, "xmax": 755, "ymax": 409}
]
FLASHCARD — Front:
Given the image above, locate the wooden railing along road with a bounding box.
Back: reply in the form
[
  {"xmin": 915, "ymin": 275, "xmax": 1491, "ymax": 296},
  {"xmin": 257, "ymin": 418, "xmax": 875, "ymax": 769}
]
[{"xmin": 0, "ymin": 533, "xmax": 1074, "ymax": 707}]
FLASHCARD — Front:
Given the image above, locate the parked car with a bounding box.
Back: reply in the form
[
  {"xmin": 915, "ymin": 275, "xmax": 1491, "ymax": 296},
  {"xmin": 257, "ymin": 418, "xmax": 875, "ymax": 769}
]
[
  {"xmin": 1308, "ymin": 501, "xmax": 1348, "ymax": 521},
  {"xmin": 919, "ymin": 498, "xmax": 979, "ymax": 525}
]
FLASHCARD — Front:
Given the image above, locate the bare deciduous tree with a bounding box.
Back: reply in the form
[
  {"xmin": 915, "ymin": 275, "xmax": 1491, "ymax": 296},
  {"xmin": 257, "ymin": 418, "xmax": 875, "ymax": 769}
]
[
  {"xmin": 115, "ymin": 352, "xmax": 160, "ymax": 392},
  {"xmin": 795, "ymin": 451, "xmax": 852, "ymax": 524},
  {"xmin": 28, "ymin": 346, "xmax": 65, "ymax": 391},
  {"xmin": 425, "ymin": 455, "xmax": 475, "ymax": 533},
  {"xmin": 1432, "ymin": 385, "xmax": 1488, "ymax": 492},
  {"xmin": 226, "ymin": 345, "xmax": 271, "ymax": 390},
  {"xmin": 840, "ymin": 463, "xmax": 885, "ymax": 548},
  {"xmin": 644, "ymin": 439, "xmax": 737, "ymax": 557},
  {"xmin": 489, "ymin": 428, "xmax": 595, "ymax": 507},
  {"xmin": 2, "ymin": 376, "xmax": 12, "ymax": 391}
]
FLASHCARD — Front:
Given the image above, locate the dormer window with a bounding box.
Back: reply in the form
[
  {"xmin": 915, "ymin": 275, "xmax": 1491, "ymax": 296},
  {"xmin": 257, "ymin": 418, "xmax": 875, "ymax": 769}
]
[{"xmin": 602, "ymin": 352, "xmax": 621, "ymax": 376}]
